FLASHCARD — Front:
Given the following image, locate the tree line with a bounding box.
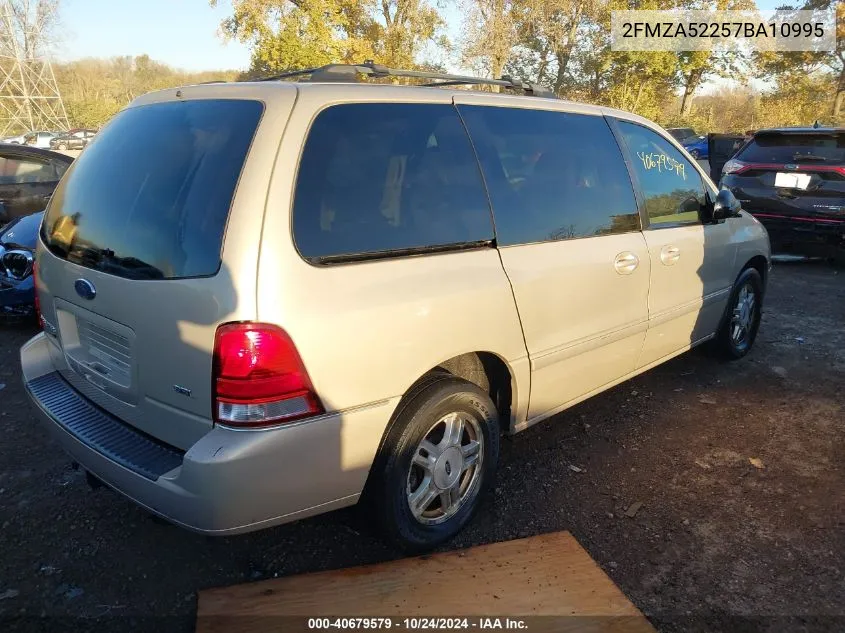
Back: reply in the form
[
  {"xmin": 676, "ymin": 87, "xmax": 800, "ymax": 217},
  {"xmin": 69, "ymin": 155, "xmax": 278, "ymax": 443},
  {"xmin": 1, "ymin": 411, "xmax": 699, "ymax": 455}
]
[
  {"xmin": 54, "ymin": 56, "xmax": 240, "ymax": 129},
  {"xmin": 49, "ymin": 0, "xmax": 844, "ymax": 132}
]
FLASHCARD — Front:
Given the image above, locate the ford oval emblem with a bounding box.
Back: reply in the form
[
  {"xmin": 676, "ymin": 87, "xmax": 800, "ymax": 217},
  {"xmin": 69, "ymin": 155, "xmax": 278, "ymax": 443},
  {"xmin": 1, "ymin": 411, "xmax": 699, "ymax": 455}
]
[
  {"xmin": 74, "ymin": 278, "xmax": 96, "ymax": 300},
  {"xmin": 785, "ymin": 164, "xmax": 799, "ymax": 170}
]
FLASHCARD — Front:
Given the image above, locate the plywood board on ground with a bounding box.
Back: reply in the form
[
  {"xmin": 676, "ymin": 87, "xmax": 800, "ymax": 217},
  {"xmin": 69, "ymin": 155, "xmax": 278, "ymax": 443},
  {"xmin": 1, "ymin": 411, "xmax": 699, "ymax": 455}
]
[{"xmin": 197, "ymin": 531, "xmax": 655, "ymax": 633}]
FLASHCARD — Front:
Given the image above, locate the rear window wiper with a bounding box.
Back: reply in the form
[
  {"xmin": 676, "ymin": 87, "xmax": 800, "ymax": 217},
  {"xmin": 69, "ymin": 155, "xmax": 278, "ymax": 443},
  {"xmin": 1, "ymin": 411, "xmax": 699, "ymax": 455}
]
[{"xmin": 792, "ymin": 153, "xmax": 828, "ymax": 162}]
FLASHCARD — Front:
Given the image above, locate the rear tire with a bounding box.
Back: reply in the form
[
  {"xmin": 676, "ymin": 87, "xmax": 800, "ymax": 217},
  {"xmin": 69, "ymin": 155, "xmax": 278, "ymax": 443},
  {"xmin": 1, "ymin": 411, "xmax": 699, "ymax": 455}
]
[
  {"xmin": 690, "ymin": 149, "xmax": 700, "ymax": 159},
  {"xmin": 367, "ymin": 375, "xmax": 499, "ymax": 552},
  {"xmin": 713, "ymin": 267, "xmax": 763, "ymax": 360}
]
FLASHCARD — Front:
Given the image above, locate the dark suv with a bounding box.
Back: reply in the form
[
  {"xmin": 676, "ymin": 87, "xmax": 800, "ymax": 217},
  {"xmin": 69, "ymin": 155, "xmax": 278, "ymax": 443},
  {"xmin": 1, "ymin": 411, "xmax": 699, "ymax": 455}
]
[{"xmin": 720, "ymin": 127, "xmax": 844, "ymax": 261}]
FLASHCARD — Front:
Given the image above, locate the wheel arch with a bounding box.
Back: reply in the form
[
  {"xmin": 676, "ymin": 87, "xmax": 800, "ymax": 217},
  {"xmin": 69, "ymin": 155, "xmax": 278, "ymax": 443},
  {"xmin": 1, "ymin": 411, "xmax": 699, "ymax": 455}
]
[
  {"xmin": 433, "ymin": 351, "xmax": 515, "ymax": 435},
  {"xmin": 741, "ymin": 254, "xmax": 769, "ymax": 291},
  {"xmin": 378, "ymin": 350, "xmax": 518, "ymax": 453},
  {"xmin": 362, "ymin": 350, "xmax": 517, "ymax": 506}
]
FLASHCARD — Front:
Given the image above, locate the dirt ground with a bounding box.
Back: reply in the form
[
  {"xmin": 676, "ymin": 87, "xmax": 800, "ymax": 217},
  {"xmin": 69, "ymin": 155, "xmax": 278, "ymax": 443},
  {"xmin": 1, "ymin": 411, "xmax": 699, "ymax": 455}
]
[{"xmin": 0, "ymin": 259, "xmax": 843, "ymax": 633}]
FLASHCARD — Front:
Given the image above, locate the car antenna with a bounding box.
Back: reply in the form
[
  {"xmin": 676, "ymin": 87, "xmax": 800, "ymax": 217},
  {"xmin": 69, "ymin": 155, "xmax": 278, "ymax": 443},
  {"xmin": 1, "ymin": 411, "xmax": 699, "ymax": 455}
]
[{"xmin": 812, "ymin": 120, "xmax": 821, "ymax": 129}]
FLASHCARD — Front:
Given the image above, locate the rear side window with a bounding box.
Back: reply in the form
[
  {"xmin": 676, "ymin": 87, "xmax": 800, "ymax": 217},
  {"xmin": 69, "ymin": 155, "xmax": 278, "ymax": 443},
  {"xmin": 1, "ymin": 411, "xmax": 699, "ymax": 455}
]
[
  {"xmin": 42, "ymin": 99, "xmax": 263, "ymax": 280},
  {"xmin": 617, "ymin": 120, "xmax": 706, "ymax": 227},
  {"xmin": 0, "ymin": 155, "xmax": 67, "ymax": 184},
  {"xmin": 292, "ymin": 103, "xmax": 493, "ymax": 263},
  {"xmin": 458, "ymin": 105, "xmax": 639, "ymax": 246},
  {"xmin": 738, "ymin": 132, "xmax": 845, "ymax": 165}
]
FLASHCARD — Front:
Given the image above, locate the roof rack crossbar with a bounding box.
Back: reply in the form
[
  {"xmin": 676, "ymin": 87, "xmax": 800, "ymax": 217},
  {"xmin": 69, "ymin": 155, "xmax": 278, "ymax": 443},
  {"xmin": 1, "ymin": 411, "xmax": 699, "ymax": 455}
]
[{"xmin": 257, "ymin": 61, "xmax": 557, "ymax": 98}]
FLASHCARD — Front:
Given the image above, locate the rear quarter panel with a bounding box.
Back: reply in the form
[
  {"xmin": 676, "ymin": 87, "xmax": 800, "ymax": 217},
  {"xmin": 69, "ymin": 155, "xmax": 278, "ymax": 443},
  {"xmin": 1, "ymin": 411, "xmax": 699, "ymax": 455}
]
[{"xmin": 257, "ymin": 85, "xmax": 530, "ymax": 430}]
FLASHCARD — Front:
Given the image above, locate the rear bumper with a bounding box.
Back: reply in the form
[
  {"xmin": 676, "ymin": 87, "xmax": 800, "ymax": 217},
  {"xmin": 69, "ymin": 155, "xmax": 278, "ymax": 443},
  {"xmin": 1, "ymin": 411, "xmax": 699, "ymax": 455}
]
[
  {"xmin": 21, "ymin": 333, "xmax": 396, "ymax": 535},
  {"xmin": 0, "ymin": 275, "xmax": 35, "ymax": 316},
  {"xmin": 749, "ymin": 213, "xmax": 845, "ymax": 253}
]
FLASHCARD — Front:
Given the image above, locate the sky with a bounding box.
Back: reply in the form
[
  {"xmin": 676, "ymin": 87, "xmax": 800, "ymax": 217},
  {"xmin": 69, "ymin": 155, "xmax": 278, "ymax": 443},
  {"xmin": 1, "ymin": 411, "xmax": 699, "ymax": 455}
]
[
  {"xmin": 55, "ymin": 0, "xmax": 252, "ymax": 71},
  {"xmin": 53, "ymin": 0, "xmax": 791, "ymax": 76}
]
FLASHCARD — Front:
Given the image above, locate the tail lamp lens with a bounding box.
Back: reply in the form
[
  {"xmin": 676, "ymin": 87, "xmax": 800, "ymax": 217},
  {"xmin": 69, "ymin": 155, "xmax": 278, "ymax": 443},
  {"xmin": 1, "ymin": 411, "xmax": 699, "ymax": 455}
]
[{"xmin": 212, "ymin": 323, "xmax": 323, "ymax": 427}]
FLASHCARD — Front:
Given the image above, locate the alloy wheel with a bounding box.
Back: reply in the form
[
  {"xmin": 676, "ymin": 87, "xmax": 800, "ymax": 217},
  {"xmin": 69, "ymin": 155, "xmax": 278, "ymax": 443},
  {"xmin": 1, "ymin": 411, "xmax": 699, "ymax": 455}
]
[
  {"xmin": 406, "ymin": 411, "xmax": 483, "ymax": 525},
  {"xmin": 730, "ymin": 282, "xmax": 757, "ymax": 350}
]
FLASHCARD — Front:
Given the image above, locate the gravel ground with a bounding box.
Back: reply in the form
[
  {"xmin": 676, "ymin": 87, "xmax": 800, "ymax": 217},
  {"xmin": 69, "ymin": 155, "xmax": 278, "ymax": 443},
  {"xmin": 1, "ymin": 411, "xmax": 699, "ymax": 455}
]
[{"xmin": 0, "ymin": 259, "xmax": 843, "ymax": 632}]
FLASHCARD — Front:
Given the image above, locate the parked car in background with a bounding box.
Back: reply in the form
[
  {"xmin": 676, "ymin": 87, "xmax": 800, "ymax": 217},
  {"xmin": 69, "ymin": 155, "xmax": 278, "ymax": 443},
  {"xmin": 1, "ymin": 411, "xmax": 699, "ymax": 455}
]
[
  {"xmin": 50, "ymin": 129, "xmax": 97, "ymax": 151},
  {"xmin": 682, "ymin": 134, "xmax": 709, "ymax": 160},
  {"xmin": 721, "ymin": 127, "xmax": 845, "ymax": 262},
  {"xmin": 2, "ymin": 133, "xmax": 27, "ymax": 145},
  {"xmin": 708, "ymin": 133, "xmax": 748, "ymax": 183},
  {"xmin": 21, "ymin": 67, "xmax": 770, "ymax": 552},
  {"xmin": 0, "ymin": 144, "xmax": 73, "ymax": 225},
  {"xmin": 0, "ymin": 209, "xmax": 43, "ymax": 319},
  {"xmin": 667, "ymin": 127, "xmax": 697, "ymax": 142},
  {"xmin": 23, "ymin": 131, "xmax": 59, "ymax": 149}
]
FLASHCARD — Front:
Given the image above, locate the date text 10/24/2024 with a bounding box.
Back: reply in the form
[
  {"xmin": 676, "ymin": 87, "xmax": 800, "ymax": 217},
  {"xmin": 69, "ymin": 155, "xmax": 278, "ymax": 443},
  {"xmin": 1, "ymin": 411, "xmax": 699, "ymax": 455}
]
[{"xmin": 307, "ymin": 618, "xmax": 529, "ymax": 630}]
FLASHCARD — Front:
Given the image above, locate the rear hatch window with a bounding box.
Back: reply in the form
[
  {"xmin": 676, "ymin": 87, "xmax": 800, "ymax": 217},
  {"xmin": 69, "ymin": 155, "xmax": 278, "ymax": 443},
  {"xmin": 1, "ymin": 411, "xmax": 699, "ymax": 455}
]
[
  {"xmin": 738, "ymin": 132, "xmax": 845, "ymax": 165},
  {"xmin": 41, "ymin": 99, "xmax": 263, "ymax": 280}
]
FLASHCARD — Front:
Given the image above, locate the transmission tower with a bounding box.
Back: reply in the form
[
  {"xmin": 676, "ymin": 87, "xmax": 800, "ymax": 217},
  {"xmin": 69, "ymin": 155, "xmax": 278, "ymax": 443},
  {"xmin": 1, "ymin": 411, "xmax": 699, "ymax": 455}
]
[{"xmin": 0, "ymin": 0, "xmax": 69, "ymax": 135}]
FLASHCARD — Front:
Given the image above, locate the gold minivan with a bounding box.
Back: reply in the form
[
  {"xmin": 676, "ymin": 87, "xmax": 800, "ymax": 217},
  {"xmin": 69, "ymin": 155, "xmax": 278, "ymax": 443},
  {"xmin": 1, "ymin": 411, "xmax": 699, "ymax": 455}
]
[{"xmin": 21, "ymin": 64, "xmax": 770, "ymax": 551}]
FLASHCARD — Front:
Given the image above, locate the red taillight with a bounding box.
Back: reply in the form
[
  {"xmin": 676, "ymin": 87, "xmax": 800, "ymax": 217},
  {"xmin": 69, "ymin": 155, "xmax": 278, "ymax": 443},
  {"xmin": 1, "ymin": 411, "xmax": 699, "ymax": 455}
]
[
  {"xmin": 727, "ymin": 162, "xmax": 845, "ymax": 177},
  {"xmin": 212, "ymin": 323, "xmax": 323, "ymax": 427},
  {"xmin": 32, "ymin": 259, "xmax": 42, "ymax": 329}
]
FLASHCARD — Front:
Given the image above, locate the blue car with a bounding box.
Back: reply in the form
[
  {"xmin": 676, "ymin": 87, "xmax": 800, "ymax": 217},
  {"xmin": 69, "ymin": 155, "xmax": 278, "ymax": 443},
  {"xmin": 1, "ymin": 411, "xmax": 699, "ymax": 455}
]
[
  {"xmin": 682, "ymin": 135, "xmax": 709, "ymax": 160},
  {"xmin": 0, "ymin": 210, "xmax": 43, "ymax": 320}
]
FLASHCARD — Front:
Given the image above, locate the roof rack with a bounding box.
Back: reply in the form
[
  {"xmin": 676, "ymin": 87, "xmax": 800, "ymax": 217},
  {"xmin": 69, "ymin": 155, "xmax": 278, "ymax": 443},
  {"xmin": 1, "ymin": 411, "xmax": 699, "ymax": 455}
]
[{"xmin": 258, "ymin": 61, "xmax": 557, "ymax": 99}]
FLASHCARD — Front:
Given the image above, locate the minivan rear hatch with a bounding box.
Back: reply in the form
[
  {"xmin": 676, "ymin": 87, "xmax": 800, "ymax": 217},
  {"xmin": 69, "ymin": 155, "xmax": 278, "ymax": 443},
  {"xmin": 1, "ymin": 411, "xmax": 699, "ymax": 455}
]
[{"xmin": 36, "ymin": 97, "xmax": 264, "ymax": 449}]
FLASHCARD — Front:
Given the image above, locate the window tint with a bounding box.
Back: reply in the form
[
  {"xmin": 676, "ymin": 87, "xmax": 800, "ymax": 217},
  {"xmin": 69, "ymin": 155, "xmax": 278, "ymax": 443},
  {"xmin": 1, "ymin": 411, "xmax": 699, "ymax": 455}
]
[
  {"xmin": 617, "ymin": 121, "xmax": 705, "ymax": 227},
  {"xmin": 457, "ymin": 106, "xmax": 639, "ymax": 246},
  {"xmin": 738, "ymin": 132, "xmax": 845, "ymax": 165},
  {"xmin": 42, "ymin": 99, "xmax": 263, "ymax": 280},
  {"xmin": 292, "ymin": 103, "xmax": 493, "ymax": 262},
  {"xmin": 0, "ymin": 155, "xmax": 66, "ymax": 184}
]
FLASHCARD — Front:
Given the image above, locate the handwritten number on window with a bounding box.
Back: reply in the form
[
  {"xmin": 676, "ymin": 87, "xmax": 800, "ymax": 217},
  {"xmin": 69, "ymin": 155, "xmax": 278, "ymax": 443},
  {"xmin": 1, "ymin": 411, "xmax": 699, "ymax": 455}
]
[{"xmin": 636, "ymin": 152, "xmax": 687, "ymax": 181}]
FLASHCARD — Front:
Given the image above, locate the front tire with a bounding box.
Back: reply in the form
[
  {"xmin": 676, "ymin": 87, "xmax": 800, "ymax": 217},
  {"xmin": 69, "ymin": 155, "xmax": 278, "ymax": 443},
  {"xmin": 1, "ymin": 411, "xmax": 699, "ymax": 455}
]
[
  {"xmin": 690, "ymin": 149, "xmax": 700, "ymax": 159},
  {"xmin": 714, "ymin": 267, "xmax": 763, "ymax": 359},
  {"xmin": 58, "ymin": 143, "xmax": 67, "ymax": 150},
  {"xmin": 367, "ymin": 375, "xmax": 499, "ymax": 552}
]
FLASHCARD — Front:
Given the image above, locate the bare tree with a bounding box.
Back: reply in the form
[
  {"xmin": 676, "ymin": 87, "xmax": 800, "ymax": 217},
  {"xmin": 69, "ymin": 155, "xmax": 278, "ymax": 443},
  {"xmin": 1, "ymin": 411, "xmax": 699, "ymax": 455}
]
[
  {"xmin": 0, "ymin": 0, "xmax": 67, "ymax": 134},
  {"xmin": 1, "ymin": 0, "xmax": 60, "ymax": 56}
]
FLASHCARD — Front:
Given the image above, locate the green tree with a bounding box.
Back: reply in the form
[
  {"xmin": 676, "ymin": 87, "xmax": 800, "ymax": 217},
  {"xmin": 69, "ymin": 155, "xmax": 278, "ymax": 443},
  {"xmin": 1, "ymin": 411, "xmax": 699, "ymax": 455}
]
[
  {"xmin": 674, "ymin": 0, "xmax": 755, "ymax": 117},
  {"xmin": 510, "ymin": 0, "xmax": 597, "ymax": 93},
  {"xmin": 571, "ymin": 0, "xmax": 677, "ymax": 118},
  {"xmin": 460, "ymin": 0, "xmax": 523, "ymax": 81},
  {"xmin": 211, "ymin": 0, "xmax": 445, "ymax": 75},
  {"xmin": 375, "ymin": 0, "xmax": 445, "ymax": 68},
  {"xmin": 753, "ymin": 1, "xmax": 843, "ymax": 119},
  {"xmin": 53, "ymin": 56, "xmax": 239, "ymax": 129}
]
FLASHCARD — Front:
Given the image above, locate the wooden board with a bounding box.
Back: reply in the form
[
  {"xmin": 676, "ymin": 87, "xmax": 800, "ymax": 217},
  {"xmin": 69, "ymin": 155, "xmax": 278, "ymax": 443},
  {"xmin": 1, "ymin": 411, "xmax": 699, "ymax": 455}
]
[{"xmin": 197, "ymin": 531, "xmax": 655, "ymax": 633}]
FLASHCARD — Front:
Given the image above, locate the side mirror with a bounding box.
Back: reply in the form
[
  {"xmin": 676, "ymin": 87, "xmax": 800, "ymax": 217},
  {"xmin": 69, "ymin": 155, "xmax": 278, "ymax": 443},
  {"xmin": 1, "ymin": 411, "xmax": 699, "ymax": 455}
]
[{"xmin": 712, "ymin": 188, "xmax": 741, "ymax": 221}]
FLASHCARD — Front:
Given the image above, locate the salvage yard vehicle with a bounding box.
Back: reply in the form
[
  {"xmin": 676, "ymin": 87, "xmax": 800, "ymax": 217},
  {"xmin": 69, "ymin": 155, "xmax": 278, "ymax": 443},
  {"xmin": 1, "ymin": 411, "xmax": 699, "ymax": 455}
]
[
  {"xmin": 0, "ymin": 210, "xmax": 42, "ymax": 319},
  {"xmin": 0, "ymin": 144, "xmax": 72, "ymax": 225},
  {"xmin": 682, "ymin": 135, "xmax": 709, "ymax": 160},
  {"xmin": 49, "ymin": 129, "xmax": 97, "ymax": 151},
  {"xmin": 720, "ymin": 126, "xmax": 845, "ymax": 263},
  {"xmin": 21, "ymin": 63, "xmax": 771, "ymax": 551},
  {"xmin": 23, "ymin": 131, "xmax": 60, "ymax": 149},
  {"xmin": 667, "ymin": 127, "xmax": 697, "ymax": 143}
]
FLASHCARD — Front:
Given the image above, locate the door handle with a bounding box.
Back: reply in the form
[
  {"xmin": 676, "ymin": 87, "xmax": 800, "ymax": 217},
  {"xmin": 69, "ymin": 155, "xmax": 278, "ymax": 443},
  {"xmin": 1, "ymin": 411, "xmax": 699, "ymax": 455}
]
[
  {"xmin": 660, "ymin": 245, "xmax": 681, "ymax": 265},
  {"xmin": 613, "ymin": 251, "xmax": 639, "ymax": 275}
]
